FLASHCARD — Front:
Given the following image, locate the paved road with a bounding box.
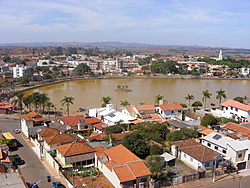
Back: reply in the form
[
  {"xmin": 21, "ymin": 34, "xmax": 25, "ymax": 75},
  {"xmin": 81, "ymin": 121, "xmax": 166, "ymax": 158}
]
[
  {"xmin": 0, "ymin": 119, "xmax": 53, "ymax": 187},
  {"xmin": 201, "ymin": 176, "xmax": 250, "ymax": 188}
]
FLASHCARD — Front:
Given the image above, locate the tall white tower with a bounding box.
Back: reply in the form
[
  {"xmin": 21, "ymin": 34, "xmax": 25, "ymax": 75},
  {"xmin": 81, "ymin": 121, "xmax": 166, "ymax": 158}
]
[{"xmin": 218, "ymin": 50, "xmax": 223, "ymax": 61}]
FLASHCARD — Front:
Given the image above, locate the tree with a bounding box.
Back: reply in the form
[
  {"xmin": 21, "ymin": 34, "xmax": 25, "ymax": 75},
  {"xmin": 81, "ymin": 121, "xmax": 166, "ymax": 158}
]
[
  {"xmin": 122, "ymin": 132, "xmax": 150, "ymax": 159},
  {"xmin": 75, "ymin": 63, "xmax": 91, "ymax": 76},
  {"xmin": 150, "ymin": 144, "xmax": 163, "ymax": 155},
  {"xmin": 120, "ymin": 100, "xmax": 130, "ymax": 107},
  {"xmin": 233, "ymin": 96, "xmax": 244, "ymax": 103},
  {"xmin": 11, "ymin": 92, "xmax": 25, "ymax": 114},
  {"xmin": 145, "ymin": 155, "xmax": 168, "ymax": 181},
  {"xmin": 154, "ymin": 94, "xmax": 164, "ymax": 105},
  {"xmin": 166, "ymin": 128, "xmax": 198, "ymax": 142},
  {"xmin": 101, "ymin": 96, "xmax": 112, "ymax": 107},
  {"xmin": 191, "ymin": 101, "xmax": 203, "ymax": 107},
  {"xmin": 104, "ymin": 125, "xmax": 123, "ymax": 135},
  {"xmin": 201, "ymin": 114, "xmax": 218, "ymax": 127},
  {"xmin": 202, "ymin": 90, "xmax": 212, "ymax": 108},
  {"xmin": 185, "ymin": 94, "xmax": 194, "ymax": 108},
  {"xmin": 61, "ymin": 96, "xmax": 74, "ymax": 116},
  {"xmin": 216, "ymin": 89, "xmax": 226, "ymax": 105}
]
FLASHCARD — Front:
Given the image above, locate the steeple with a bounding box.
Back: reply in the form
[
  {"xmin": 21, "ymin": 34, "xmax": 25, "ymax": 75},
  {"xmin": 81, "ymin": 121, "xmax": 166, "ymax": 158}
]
[{"xmin": 218, "ymin": 50, "xmax": 223, "ymax": 61}]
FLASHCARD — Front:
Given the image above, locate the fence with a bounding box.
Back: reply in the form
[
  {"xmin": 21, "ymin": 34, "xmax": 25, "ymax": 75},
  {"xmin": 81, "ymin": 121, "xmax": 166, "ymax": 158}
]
[{"xmin": 175, "ymin": 160, "xmax": 198, "ymax": 174}]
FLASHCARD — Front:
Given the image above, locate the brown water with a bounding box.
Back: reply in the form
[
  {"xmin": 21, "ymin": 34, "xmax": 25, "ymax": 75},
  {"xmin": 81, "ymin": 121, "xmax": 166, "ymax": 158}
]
[{"xmin": 27, "ymin": 78, "xmax": 250, "ymax": 112}]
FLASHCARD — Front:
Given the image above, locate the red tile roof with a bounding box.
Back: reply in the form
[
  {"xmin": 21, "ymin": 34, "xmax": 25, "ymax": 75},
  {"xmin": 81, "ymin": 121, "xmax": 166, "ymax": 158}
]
[
  {"xmin": 223, "ymin": 122, "xmax": 250, "ymax": 138},
  {"xmin": 38, "ymin": 128, "xmax": 60, "ymax": 137},
  {"xmin": 55, "ymin": 142, "xmax": 95, "ymax": 157},
  {"xmin": 43, "ymin": 134, "xmax": 77, "ymax": 145},
  {"xmin": 134, "ymin": 104, "xmax": 156, "ymax": 111},
  {"xmin": 21, "ymin": 111, "xmax": 44, "ymax": 122},
  {"xmin": 220, "ymin": 99, "xmax": 250, "ymax": 111},
  {"xmin": 158, "ymin": 104, "xmax": 184, "ymax": 111},
  {"xmin": 100, "ymin": 145, "xmax": 151, "ymax": 182},
  {"xmin": 58, "ymin": 115, "xmax": 101, "ymax": 127}
]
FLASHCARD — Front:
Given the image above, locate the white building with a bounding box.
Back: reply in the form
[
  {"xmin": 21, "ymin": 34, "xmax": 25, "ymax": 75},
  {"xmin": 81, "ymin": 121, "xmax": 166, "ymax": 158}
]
[
  {"xmin": 212, "ymin": 99, "xmax": 250, "ymax": 122},
  {"xmin": 12, "ymin": 65, "xmax": 27, "ymax": 78}
]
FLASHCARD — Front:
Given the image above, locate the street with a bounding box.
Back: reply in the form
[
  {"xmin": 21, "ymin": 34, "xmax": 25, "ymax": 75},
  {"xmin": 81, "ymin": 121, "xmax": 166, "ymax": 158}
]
[{"xmin": 0, "ymin": 119, "xmax": 53, "ymax": 188}]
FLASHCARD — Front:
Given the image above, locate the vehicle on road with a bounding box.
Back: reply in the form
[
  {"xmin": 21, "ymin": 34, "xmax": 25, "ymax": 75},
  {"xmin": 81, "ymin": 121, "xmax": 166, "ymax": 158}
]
[
  {"xmin": 10, "ymin": 154, "xmax": 25, "ymax": 165},
  {"xmin": 26, "ymin": 182, "xmax": 39, "ymax": 188},
  {"xmin": 2, "ymin": 132, "xmax": 17, "ymax": 148},
  {"xmin": 52, "ymin": 181, "xmax": 64, "ymax": 188},
  {"xmin": 13, "ymin": 129, "xmax": 21, "ymax": 134}
]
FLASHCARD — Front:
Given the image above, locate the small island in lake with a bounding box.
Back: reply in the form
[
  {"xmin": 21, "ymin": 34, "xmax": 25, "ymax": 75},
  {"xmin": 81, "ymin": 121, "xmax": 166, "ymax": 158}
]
[{"xmin": 114, "ymin": 84, "xmax": 133, "ymax": 92}]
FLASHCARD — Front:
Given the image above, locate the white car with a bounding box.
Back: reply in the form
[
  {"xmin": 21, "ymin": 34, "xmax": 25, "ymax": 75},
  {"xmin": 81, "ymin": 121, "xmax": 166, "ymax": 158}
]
[{"xmin": 13, "ymin": 129, "xmax": 21, "ymax": 134}]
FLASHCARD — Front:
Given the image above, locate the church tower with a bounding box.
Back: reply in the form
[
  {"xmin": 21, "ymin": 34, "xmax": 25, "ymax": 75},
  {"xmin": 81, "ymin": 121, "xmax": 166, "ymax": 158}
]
[{"xmin": 218, "ymin": 50, "xmax": 223, "ymax": 61}]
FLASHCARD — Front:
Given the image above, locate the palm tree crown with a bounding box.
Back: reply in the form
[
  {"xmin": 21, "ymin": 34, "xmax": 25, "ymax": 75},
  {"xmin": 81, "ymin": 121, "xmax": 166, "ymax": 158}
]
[
  {"xmin": 154, "ymin": 94, "xmax": 164, "ymax": 105},
  {"xmin": 61, "ymin": 96, "xmax": 74, "ymax": 116},
  {"xmin": 101, "ymin": 96, "xmax": 112, "ymax": 107},
  {"xmin": 216, "ymin": 89, "xmax": 226, "ymax": 105},
  {"xmin": 185, "ymin": 94, "xmax": 194, "ymax": 107},
  {"xmin": 202, "ymin": 90, "xmax": 212, "ymax": 108}
]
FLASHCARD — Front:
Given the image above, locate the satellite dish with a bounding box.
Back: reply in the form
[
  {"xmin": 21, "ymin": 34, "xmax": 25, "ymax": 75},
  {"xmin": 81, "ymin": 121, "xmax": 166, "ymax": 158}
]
[{"xmin": 98, "ymin": 156, "xmax": 108, "ymax": 164}]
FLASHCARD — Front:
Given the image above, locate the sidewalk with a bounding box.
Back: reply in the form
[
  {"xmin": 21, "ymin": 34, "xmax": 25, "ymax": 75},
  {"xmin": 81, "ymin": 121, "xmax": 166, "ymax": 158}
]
[
  {"xmin": 20, "ymin": 133, "xmax": 69, "ymax": 188},
  {"xmin": 170, "ymin": 172, "xmax": 241, "ymax": 188}
]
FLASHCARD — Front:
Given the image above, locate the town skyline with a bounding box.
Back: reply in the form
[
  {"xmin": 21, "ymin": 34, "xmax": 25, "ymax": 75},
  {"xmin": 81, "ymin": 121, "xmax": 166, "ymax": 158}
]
[{"xmin": 1, "ymin": 0, "xmax": 250, "ymax": 49}]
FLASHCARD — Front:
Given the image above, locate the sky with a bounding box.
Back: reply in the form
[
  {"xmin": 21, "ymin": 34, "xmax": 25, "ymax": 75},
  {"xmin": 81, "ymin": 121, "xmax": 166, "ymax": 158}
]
[{"xmin": 1, "ymin": 0, "xmax": 250, "ymax": 48}]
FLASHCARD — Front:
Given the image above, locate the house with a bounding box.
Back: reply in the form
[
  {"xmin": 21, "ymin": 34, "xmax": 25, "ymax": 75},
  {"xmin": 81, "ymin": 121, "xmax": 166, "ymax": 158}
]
[
  {"xmin": 156, "ymin": 104, "xmax": 184, "ymax": 119},
  {"xmin": 219, "ymin": 122, "xmax": 250, "ymax": 139},
  {"xmin": 57, "ymin": 115, "xmax": 103, "ymax": 132},
  {"xmin": 122, "ymin": 104, "xmax": 163, "ymax": 122},
  {"xmin": 20, "ymin": 111, "xmax": 45, "ymax": 138},
  {"xmin": 55, "ymin": 141, "xmax": 95, "ymax": 168},
  {"xmin": 95, "ymin": 144, "xmax": 151, "ymax": 188},
  {"xmin": 166, "ymin": 119, "xmax": 192, "ymax": 131},
  {"xmin": 0, "ymin": 102, "xmax": 16, "ymax": 114},
  {"xmin": 160, "ymin": 152, "xmax": 176, "ymax": 167},
  {"xmin": 39, "ymin": 129, "xmax": 77, "ymax": 151},
  {"xmin": 171, "ymin": 139, "xmax": 223, "ymax": 171},
  {"xmin": 89, "ymin": 104, "xmax": 136, "ymax": 126},
  {"xmin": 212, "ymin": 99, "xmax": 250, "ymax": 122}
]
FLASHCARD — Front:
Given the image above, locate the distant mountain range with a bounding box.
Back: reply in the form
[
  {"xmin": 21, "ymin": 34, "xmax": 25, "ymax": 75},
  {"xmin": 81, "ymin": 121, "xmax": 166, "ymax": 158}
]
[{"xmin": 0, "ymin": 41, "xmax": 249, "ymax": 52}]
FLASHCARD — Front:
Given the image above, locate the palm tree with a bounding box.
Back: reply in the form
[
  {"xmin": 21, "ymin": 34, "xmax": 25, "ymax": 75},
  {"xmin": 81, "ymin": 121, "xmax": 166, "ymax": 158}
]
[
  {"xmin": 154, "ymin": 94, "xmax": 164, "ymax": 105},
  {"xmin": 120, "ymin": 100, "xmax": 130, "ymax": 107},
  {"xmin": 138, "ymin": 102, "xmax": 145, "ymax": 105},
  {"xmin": 61, "ymin": 96, "xmax": 74, "ymax": 116},
  {"xmin": 216, "ymin": 89, "xmax": 227, "ymax": 105},
  {"xmin": 202, "ymin": 90, "xmax": 212, "ymax": 109},
  {"xmin": 11, "ymin": 92, "xmax": 25, "ymax": 114},
  {"xmin": 23, "ymin": 94, "xmax": 33, "ymax": 111},
  {"xmin": 30, "ymin": 92, "xmax": 42, "ymax": 111},
  {"xmin": 39, "ymin": 93, "xmax": 50, "ymax": 112},
  {"xmin": 184, "ymin": 94, "xmax": 194, "ymax": 108},
  {"xmin": 243, "ymin": 96, "xmax": 249, "ymax": 104},
  {"xmin": 101, "ymin": 96, "xmax": 112, "ymax": 107}
]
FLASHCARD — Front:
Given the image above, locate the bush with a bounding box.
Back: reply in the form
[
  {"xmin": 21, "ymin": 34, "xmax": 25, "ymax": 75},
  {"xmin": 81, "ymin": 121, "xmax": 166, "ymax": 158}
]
[{"xmin": 192, "ymin": 101, "xmax": 203, "ymax": 107}]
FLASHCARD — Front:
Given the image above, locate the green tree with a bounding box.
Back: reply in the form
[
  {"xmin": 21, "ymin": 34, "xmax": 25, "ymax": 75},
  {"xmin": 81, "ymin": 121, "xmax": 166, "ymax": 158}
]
[
  {"xmin": 104, "ymin": 125, "xmax": 123, "ymax": 135},
  {"xmin": 216, "ymin": 89, "xmax": 227, "ymax": 105},
  {"xmin": 201, "ymin": 114, "xmax": 218, "ymax": 127},
  {"xmin": 185, "ymin": 94, "xmax": 194, "ymax": 108},
  {"xmin": 233, "ymin": 96, "xmax": 244, "ymax": 103},
  {"xmin": 75, "ymin": 63, "xmax": 91, "ymax": 76},
  {"xmin": 145, "ymin": 155, "xmax": 168, "ymax": 182},
  {"xmin": 101, "ymin": 96, "xmax": 112, "ymax": 107},
  {"xmin": 166, "ymin": 128, "xmax": 198, "ymax": 142},
  {"xmin": 150, "ymin": 144, "xmax": 163, "ymax": 155},
  {"xmin": 120, "ymin": 100, "xmax": 130, "ymax": 107},
  {"xmin": 202, "ymin": 90, "xmax": 212, "ymax": 108},
  {"xmin": 11, "ymin": 92, "xmax": 25, "ymax": 114},
  {"xmin": 191, "ymin": 101, "xmax": 203, "ymax": 107},
  {"xmin": 23, "ymin": 94, "xmax": 33, "ymax": 111},
  {"xmin": 122, "ymin": 132, "xmax": 150, "ymax": 159},
  {"xmin": 154, "ymin": 94, "xmax": 164, "ymax": 105},
  {"xmin": 61, "ymin": 96, "xmax": 74, "ymax": 116}
]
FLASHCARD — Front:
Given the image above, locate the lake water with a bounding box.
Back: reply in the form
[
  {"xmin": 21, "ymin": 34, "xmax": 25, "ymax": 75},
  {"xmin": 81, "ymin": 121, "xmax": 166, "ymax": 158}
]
[{"xmin": 28, "ymin": 78, "xmax": 250, "ymax": 113}]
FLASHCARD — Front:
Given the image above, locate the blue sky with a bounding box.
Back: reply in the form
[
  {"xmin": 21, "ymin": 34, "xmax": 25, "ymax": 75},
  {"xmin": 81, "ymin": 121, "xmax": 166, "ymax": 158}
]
[{"xmin": 1, "ymin": 0, "xmax": 250, "ymax": 48}]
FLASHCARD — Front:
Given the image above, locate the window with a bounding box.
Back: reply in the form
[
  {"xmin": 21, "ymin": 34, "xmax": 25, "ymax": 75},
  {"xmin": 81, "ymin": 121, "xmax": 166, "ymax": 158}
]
[
  {"xmin": 248, "ymin": 154, "xmax": 250, "ymax": 161},
  {"xmin": 207, "ymin": 143, "xmax": 211, "ymax": 147},
  {"xmin": 171, "ymin": 111, "xmax": 174, "ymax": 113},
  {"xmin": 184, "ymin": 154, "xmax": 186, "ymax": 158},
  {"xmin": 235, "ymin": 108, "xmax": 238, "ymax": 112},
  {"xmin": 190, "ymin": 157, "xmax": 193, "ymax": 162},
  {"xmin": 223, "ymin": 150, "xmax": 227, "ymax": 154},
  {"xmin": 215, "ymin": 146, "xmax": 218, "ymax": 150},
  {"xmin": 231, "ymin": 107, "xmax": 233, "ymax": 110},
  {"xmin": 238, "ymin": 153, "xmax": 242, "ymax": 158}
]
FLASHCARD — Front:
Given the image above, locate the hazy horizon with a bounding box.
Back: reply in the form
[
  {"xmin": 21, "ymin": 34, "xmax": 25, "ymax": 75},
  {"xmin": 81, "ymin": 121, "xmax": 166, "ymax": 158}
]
[{"xmin": 1, "ymin": 0, "xmax": 250, "ymax": 49}]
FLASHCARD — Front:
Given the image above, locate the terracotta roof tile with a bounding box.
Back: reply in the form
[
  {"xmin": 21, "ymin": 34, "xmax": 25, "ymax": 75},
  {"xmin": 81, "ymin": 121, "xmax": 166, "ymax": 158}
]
[
  {"xmin": 220, "ymin": 99, "xmax": 250, "ymax": 111},
  {"xmin": 171, "ymin": 139, "xmax": 200, "ymax": 149},
  {"xmin": 127, "ymin": 161, "xmax": 151, "ymax": 177},
  {"xmin": 58, "ymin": 115, "xmax": 101, "ymax": 127},
  {"xmin": 134, "ymin": 104, "xmax": 156, "ymax": 111},
  {"xmin": 39, "ymin": 128, "xmax": 60, "ymax": 137},
  {"xmin": 158, "ymin": 104, "xmax": 184, "ymax": 111},
  {"xmin": 56, "ymin": 142, "xmax": 95, "ymax": 157},
  {"xmin": 223, "ymin": 122, "xmax": 250, "ymax": 137},
  {"xmin": 43, "ymin": 134, "xmax": 77, "ymax": 145},
  {"xmin": 21, "ymin": 111, "xmax": 44, "ymax": 122}
]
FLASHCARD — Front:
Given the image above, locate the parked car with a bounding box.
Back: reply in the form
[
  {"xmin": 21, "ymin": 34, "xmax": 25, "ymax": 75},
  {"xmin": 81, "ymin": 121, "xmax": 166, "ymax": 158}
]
[
  {"xmin": 52, "ymin": 181, "xmax": 64, "ymax": 188},
  {"xmin": 10, "ymin": 154, "xmax": 25, "ymax": 165},
  {"xmin": 13, "ymin": 129, "xmax": 21, "ymax": 134}
]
